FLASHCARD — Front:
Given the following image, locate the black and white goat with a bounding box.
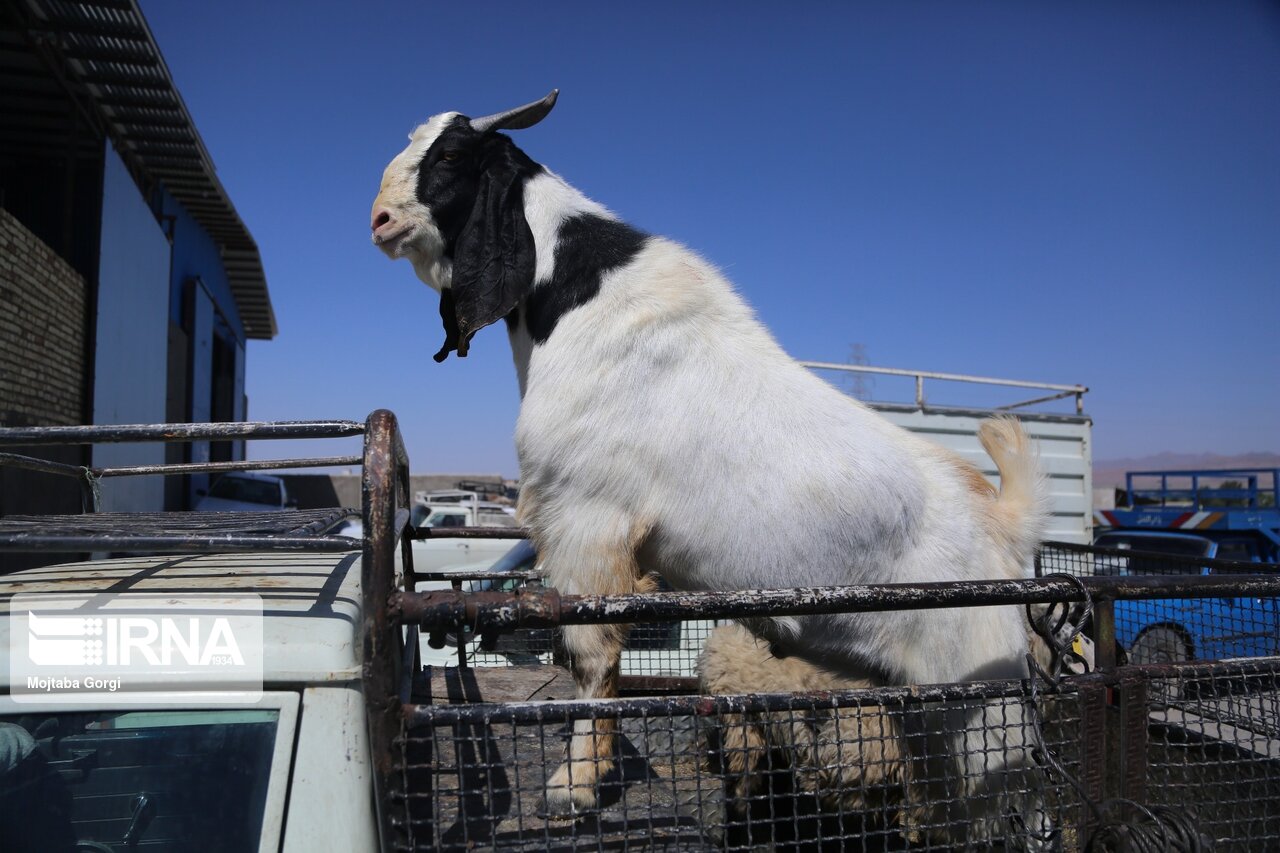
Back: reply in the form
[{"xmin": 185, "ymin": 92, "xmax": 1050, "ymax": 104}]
[{"xmin": 371, "ymin": 91, "xmax": 1052, "ymax": 837}]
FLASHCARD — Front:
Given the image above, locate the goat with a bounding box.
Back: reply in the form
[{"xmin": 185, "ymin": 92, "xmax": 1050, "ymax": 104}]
[{"xmin": 370, "ymin": 91, "xmax": 1052, "ymax": 832}]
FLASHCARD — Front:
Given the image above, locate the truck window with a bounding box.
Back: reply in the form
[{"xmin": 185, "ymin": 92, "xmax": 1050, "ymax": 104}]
[
  {"xmin": 0, "ymin": 709, "xmax": 279, "ymax": 853},
  {"xmin": 476, "ymin": 509, "xmax": 519, "ymax": 528},
  {"xmin": 208, "ymin": 475, "xmax": 283, "ymax": 506},
  {"xmin": 1215, "ymin": 540, "xmax": 1259, "ymax": 562},
  {"xmin": 1093, "ymin": 533, "xmax": 1211, "ymax": 576}
]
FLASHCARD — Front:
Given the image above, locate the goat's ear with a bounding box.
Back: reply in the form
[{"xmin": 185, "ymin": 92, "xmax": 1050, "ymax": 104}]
[{"xmin": 439, "ymin": 162, "xmax": 535, "ymax": 359}]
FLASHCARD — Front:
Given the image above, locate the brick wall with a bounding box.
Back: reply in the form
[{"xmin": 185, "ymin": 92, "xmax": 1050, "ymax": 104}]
[
  {"xmin": 0, "ymin": 209, "xmax": 90, "ymax": 567},
  {"xmin": 0, "ymin": 207, "xmax": 87, "ymax": 428}
]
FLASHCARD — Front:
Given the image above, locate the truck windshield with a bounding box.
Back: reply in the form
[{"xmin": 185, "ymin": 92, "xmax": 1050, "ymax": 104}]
[
  {"xmin": 0, "ymin": 709, "xmax": 278, "ymax": 853},
  {"xmin": 1094, "ymin": 533, "xmax": 1212, "ymax": 576},
  {"xmin": 425, "ymin": 510, "xmax": 468, "ymax": 528},
  {"xmin": 208, "ymin": 475, "xmax": 281, "ymax": 506}
]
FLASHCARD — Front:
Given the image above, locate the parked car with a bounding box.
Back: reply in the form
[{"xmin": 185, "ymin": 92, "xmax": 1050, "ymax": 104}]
[
  {"xmin": 1093, "ymin": 530, "xmax": 1279, "ymax": 664},
  {"xmin": 407, "ymin": 493, "xmax": 520, "ymax": 573},
  {"xmin": 193, "ymin": 472, "xmax": 295, "ymax": 512}
]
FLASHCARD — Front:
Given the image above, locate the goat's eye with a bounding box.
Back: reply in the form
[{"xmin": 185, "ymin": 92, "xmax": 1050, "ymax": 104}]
[{"xmin": 440, "ymin": 150, "xmax": 460, "ymax": 163}]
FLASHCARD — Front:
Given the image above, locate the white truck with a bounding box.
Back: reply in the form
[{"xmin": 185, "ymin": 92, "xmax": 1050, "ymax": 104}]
[{"xmin": 0, "ymin": 549, "xmax": 381, "ymax": 852}]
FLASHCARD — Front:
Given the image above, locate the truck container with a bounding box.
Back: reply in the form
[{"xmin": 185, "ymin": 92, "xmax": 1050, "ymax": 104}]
[{"xmin": 803, "ymin": 362, "xmax": 1093, "ymax": 543}]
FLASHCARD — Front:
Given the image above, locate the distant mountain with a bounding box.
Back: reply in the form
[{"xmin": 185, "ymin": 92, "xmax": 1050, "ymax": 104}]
[{"xmin": 1093, "ymin": 453, "xmax": 1280, "ymax": 488}]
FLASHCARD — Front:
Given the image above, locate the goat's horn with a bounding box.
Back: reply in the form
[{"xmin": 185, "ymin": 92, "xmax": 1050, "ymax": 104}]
[{"xmin": 469, "ymin": 89, "xmax": 559, "ymax": 133}]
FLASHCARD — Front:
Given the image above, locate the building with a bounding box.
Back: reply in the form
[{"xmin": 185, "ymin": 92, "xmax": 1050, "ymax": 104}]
[{"xmin": 0, "ymin": 0, "xmax": 275, "ymax": 532}]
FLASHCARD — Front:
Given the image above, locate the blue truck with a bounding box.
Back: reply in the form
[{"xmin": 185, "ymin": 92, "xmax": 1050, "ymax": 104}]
[{"xmin": 1092, "ymin": 469, "xmax": 1280, "ymax": 663}]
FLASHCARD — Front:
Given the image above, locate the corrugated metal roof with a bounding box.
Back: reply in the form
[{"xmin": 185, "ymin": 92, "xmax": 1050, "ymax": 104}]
[{"xmin": 13, "ymin": 0, "xmax": 277, "ymax": 339}]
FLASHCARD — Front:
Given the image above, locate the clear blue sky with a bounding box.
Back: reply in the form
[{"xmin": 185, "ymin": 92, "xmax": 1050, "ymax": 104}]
[{"xmin": 140, "ymin": 1, "xmax": 1280, "ymax": 476}]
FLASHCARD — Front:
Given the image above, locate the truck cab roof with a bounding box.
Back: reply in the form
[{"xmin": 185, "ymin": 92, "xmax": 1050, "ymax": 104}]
[{"xmin": 0, "ymin": 551, "xmax": 364, "ymax": 689}]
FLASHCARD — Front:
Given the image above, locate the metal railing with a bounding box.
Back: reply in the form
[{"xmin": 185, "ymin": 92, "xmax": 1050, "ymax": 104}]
[
  {"xmin": 800, "ymin": 360, "xmax": 1089, "ymax": 414},
  {"xmin": 1123, "ymin": 468, "xmax": 1280, "ymax": 510},
  {"xmin": 393, "ymin": 566, "xmax": 1280, "ymax": 851},
  {"xmin": 0, "ymin": 418, "xmax": 364, "ymax": 516}
]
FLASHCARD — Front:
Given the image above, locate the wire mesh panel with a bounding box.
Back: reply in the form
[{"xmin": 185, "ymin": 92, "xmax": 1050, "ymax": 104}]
[
  {"xmin": 1038, "ymin": 543, "xmax": 1280, "ymax": 664},
  {"xmin": 401, "ymin": 683, "xmax": 1088, "ymax": 852},
  {"xmin": 396, "ymin": 562, "xmax": 1280, "ymax": 852},
  {"xmin": 1143, "ymin": 660, "xmax": 1280, "ymax": 851},
  {"xmin": 461, "ymin": 620, "xmax": 717, "ymax": 677}
]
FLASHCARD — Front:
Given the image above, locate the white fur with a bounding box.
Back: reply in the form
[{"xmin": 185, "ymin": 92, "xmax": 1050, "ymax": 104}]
[
  {"xmin": 371, "ymin": 113, "xmax": 459, "ymax": 290},
  {"xmin": 516, "ymin": 221, "xmax": 1038, "ymax": 683},
  {"xmin": 523, "ymin": 171, "xmax": 613, "ymax": 286}
]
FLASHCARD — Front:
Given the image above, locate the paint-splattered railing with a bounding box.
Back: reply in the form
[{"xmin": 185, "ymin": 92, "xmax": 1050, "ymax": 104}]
[{"xmin": 381, "ymin": 565, "xmax": 1280, "ymax": 851}]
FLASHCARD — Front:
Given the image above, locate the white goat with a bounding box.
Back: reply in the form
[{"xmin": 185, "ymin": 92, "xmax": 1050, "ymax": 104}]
[{"xmin": 371, "ymin": 91, "xmax": 1052, "ymax": 832}]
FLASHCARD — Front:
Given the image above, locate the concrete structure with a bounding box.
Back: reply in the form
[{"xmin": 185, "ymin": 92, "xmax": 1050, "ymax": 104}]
[
  {"xmin": 282, "ymin": 473, "xmax": 513, "ymax": 511},
  {"xmin": 0, "ymin": 0, "xmax": 275, "ymax": 537}
]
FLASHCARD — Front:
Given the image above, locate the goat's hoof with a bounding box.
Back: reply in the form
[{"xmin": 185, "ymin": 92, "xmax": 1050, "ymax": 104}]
[{"xmin": 543, "ymin": 782, "xmax": 597, "ymax": 818}]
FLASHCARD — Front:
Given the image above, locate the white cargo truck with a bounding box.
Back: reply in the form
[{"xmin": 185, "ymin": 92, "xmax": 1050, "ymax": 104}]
[{"xmin": 801, "ymin": 362, "xmax": 1093, "ymax": 544}]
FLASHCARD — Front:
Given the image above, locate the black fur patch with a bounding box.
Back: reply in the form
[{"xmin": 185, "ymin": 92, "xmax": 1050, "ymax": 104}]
[
  {"xmin": 415, "ymin": 116, "xmax": 544, "ymax": 358},
  {"xmin": 525, "ymin": 215, "xmax": 649, "ymax": 343},
  {"xmin": 415, "ymin": 117, "xmax": 542, "ymax": 257}
]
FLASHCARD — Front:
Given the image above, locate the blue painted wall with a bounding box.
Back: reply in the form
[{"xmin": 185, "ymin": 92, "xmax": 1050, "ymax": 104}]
[
  {"xmin": 93, "ymin": 143, "xmax": 172, "ymax": 511},
  {"xmin": 147, "ymin": 174, "xmax": 251, "ymax": 496},
  {"xmin": 156, "ymin": 186, "xmax": 246, "ymax": 344}
]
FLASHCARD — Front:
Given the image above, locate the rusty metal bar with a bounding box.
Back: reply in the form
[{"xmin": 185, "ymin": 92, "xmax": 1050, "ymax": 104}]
[
  {"xmin": 619, "ymin": 674, "xmax": 700, "ymax": 694},
  {"xmin": 394, "ymin": 574, "xmax": 1280, "ymax": 632},
  {"xmin": 1091, "ymin": 597, "xmax": 1118, "ymax": 669},
  {"xmin": 1118, "ymin": 672, "xmax": 1150, "ymax": 809},
  {"xmin": 416, "ymin": 569, "xmax": 542, "ymax": 583},
  {"xmin": 408, "ymin": 526, "xmax": 526, "ymax": 540},
  {"xmin": 403, "ymin": 674, "xmax": 1046, "ymax": 726},
  {"xmin": 0, "ymin": 419, "xmax": 364, "ymax": 445},
  {"xmin": 92, "ymin": 456, "xmax": 363, "ymax": 477},
  {"xmin": 451, "ymin": 577, "xmax": 468, "ymax": 670},
  {"xmin": 1076, "ymin": 682, "xmax": 1109, "ymax": 839},
  {"xmin": 359, "ymin": 409, "xmax": 410, "ymax": 853}
]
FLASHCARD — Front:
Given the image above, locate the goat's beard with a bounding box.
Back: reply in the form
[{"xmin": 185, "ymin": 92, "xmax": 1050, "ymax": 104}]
[{"xmin": 409, "ymin": 251, "xmax": 452, "ymax": 294}]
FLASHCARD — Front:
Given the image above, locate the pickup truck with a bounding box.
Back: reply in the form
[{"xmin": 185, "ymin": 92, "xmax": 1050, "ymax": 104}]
[
  {"xmin": 0, "ymin": 549, "xmax": 379, "ymax": 852},
  {"xmin": 1092, "ymin": 468, "xmax": 1280, "ymax": 663}
]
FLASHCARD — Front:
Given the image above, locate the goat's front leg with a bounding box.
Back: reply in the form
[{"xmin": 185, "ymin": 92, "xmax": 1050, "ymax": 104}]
[
  {"xmin": 532, "ymin": 513, "xmax": 652, "ymax": 816},
  {"xmin": 545, "ymin": 621, "xmax": 627, "ymax": 815}
]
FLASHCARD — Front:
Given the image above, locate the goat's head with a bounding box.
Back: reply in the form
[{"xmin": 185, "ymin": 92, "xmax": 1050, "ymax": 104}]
[{"xmin": 371, "ymin": 90, "xmax": 557, "ymax": 360}]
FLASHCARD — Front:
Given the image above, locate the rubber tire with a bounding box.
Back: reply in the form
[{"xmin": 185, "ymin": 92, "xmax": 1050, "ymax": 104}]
[
  {"xmin": 1128, "ymin": 626, "xmax": 1191, "ymax": 666},
  {"xmin": 1128, "ymin": 626, "xmax": 1190, "ymax": 702}
]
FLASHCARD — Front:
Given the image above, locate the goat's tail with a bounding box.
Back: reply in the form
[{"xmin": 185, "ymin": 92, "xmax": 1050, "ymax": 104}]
[{"xmin": 978, "ymin": 415, "xmax": 1050, "ymax": 565}]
